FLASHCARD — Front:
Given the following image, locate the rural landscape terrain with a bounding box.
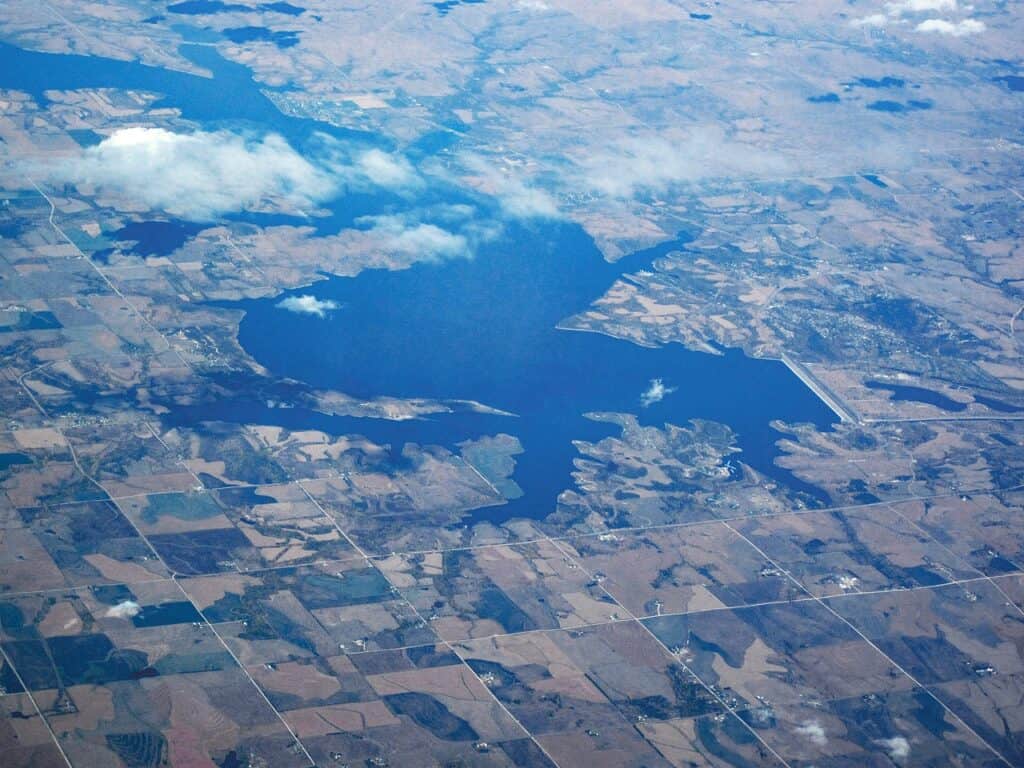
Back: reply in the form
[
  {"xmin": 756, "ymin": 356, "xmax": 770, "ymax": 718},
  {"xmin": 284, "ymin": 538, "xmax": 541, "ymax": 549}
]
[{"xmin": 0, "ymin": 0, "xmax": 1023, "ymax": 766}]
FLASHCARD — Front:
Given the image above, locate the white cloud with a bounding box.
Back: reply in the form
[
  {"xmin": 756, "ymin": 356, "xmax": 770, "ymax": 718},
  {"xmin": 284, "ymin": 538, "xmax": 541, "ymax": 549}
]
[
  {"xmin": 915, "ymin": 17, "xmax": 985, "ymax": 34},
  {"xmin": 350, "ymin": 203, "xmax": 504, "ymax": 264},
  {"xmin": 46, "ymin": 127, "xmax": 342, "ymax": 220},
  {"xmin": 583, "ymin": 129, "xmax": 785, "ymax": 198},
  {"xmin": 888, "ymin": 0, "xmax": 957, "ymax": 12},
  {"xmin": 276, "ymin": 295, "xmax": 340, "ymax": 318},
  {"xmin": 496, "ymin": 177, "xmax": 559, "ymax": 219},
  {"xmin": 41, "ymin": 128, "xmax": 426, "ymax": 220},
  {"xmin": 459, "ymin": 155, "xmax": 560, "ymax": 219},
  {"xmin": 430, "ymin": 203, "xmax": 478, "ymax": 223},
  {"xmin": 851, "ymin": 13, "xmax": 892, "ymax": 27},
  {"xmin": 640, "ymin": 378, "xmax": 677, "ymax": 408},
  {"xmin": 359, "ymin": 214, "xmax": 471, "ymax": 261},
  {"xmin": 105, "ymin": 600, "xmax": 141, "ymax": 619},
  {"xmin": 795, "ymin": 720, "xmax": 828, "ymax": 747},
  {"xmin": 854, "ymin": 0, "xmax": 969, "ymax": 29},
  {"xmin": 355, "ymin": 149, "xmax": 421, "ymax": 190},
  {"xmin": 875, "ymin": 736, "xmax": 910, "ymax": 760},
  {"xmin": 388, "ymin": 223, "xmax": 468, "ymax": 259}
]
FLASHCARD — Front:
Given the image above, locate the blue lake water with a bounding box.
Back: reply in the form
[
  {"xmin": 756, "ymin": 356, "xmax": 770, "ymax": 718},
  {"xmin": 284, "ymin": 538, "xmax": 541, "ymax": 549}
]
[
  {"xmin": 866, "ymin": 99, "xmax": 932, "ymax": 113},
  {"xmin": 0, "ymin": 40, "xmax": 838, "ymax": 524},
  {"xmin": 167, "ymin": 0, "xmax": 251, "ymax": 12},
  {"xmin": 433, "ymin": 0, "xmax": 486, "ymax": 17},
  {"xmin": 854, "ymin": 77, "xmax": 905, "ymax": 89},
  {"xmin": 0, "ymin": 453, "xmax": 32, "ymax": 471},
  {"xmin": 259, "ymin": 2, "xmax": 305, "ymax": 15},
  {"xmin": 167, "ymin": 0, "xmax": 306, "ymax": 14},
  {"xmin": 228, "ymin": 221, "xmax": 837, "ymax": 521},
  {"xmin": 114, "ymin": 219, "xmax": 206, "ymax": 256},
  {"xmin": 865, "ymin": 381, "xmax": 967, "ymax": 412},
  {"xmin": 222, "ymin": 27, "xmax": 299, "ymax": 49},
  {"xmin": 974, "ymin": 394, "xmax": 1024, "ymax": 414},
  {"xmin": 995, "ymin": 75, "xmax": 1024, "ymax": 92}
]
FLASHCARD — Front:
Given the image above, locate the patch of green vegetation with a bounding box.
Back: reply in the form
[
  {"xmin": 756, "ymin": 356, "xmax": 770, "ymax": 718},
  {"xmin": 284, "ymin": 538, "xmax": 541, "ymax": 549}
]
[
  {"xmin": 140, "ymin": 492, "xmax": 222, "ymax": 525},
  {"xmin": 459, "ymin": 434, "xmax": 524, "ymax": 500},
  {"xmin": 66, "ymin": 228, "xmax": 113, "ymax": 254},
  {"xmin": 153, "ymin": 650, "xmax": 234, "ymax": 675}
]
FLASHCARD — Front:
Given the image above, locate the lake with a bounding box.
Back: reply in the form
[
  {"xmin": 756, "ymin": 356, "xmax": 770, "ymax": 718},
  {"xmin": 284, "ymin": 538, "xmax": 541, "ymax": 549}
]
[{"xmin": 0, "ymin": 40, "xmax": 837, "ymax": 525}]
